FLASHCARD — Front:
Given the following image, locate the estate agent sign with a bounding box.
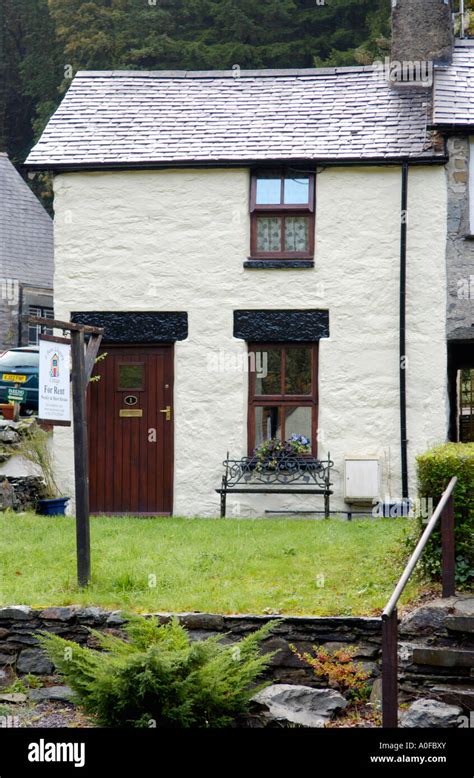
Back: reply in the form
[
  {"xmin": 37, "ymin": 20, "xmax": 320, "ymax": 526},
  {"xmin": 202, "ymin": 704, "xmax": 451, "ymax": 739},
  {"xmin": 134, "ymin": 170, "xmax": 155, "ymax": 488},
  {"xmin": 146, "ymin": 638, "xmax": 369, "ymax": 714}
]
[
  {"xmin": 25, "ymin": 314, "xmax": 103, "ymax": 588},
  {"xmin": 38, "ymin": 335, "xmax": 72, "ymax": 425},
  {"xmin": 7, "ymin": 386, "xmax": 26, "ymax": 403}
]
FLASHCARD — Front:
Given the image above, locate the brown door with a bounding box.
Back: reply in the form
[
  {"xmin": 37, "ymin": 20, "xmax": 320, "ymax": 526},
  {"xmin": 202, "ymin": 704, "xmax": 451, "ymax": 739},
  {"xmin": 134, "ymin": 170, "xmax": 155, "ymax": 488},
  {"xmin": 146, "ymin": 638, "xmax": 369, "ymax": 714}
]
[{"xmin": 88, "ymin": 345, "xmax": 174, "ymax": 514}]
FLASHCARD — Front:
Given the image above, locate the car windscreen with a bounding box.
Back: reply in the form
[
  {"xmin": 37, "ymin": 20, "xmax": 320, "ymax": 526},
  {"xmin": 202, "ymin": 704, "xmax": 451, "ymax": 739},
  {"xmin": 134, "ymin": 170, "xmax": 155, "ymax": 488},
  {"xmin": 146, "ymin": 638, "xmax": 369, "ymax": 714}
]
[{"xmin": 0, "ymin": 351, "xmax": 39, "ymax": 368}]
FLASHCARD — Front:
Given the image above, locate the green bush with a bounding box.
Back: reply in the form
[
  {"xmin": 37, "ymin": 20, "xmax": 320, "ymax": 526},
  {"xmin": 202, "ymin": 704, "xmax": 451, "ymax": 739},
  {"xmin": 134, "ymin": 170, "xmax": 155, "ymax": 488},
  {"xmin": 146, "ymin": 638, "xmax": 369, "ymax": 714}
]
[
  {"xmin": 405, "ymin": 443, "xmax": 474, "ymax": 587},
  {"xmin": 38, "ymin": 616, "xmax": 276, "ymax": 728}
]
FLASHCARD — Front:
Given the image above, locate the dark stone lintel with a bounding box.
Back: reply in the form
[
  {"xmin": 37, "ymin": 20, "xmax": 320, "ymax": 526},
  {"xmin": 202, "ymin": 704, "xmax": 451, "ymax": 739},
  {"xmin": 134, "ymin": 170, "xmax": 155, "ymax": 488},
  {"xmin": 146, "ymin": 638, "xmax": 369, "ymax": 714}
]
[
  {"xmin": 244, "ymin": 260, "xmax": 314, "ymax": 269},
  {"xmin": 71, "ymin": 311, "xmax": 188, "ymax": 343},
  {"xmin": 234, "ymin": 309, "xmax": 329, "ymax": 342}
]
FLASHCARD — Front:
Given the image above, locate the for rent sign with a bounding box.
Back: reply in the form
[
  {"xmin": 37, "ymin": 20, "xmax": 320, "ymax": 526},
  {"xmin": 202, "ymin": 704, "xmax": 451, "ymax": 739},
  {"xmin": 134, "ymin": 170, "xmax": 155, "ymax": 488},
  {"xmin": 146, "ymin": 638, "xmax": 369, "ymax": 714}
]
[{"xmin": 38, "ymin": 335, "xmax": 71, "ymax": 425}]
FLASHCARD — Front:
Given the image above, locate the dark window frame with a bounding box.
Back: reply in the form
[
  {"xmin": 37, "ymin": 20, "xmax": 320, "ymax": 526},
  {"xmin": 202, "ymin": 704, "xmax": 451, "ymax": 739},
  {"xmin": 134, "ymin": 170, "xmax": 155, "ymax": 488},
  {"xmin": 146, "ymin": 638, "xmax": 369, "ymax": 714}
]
[
  {"xmin": 247, "ymin": 342, "xmax": 319, "ymax": 455},
  {"xmin": 249, "ymin": 170, "xmax": 315, "ymax": 260}
]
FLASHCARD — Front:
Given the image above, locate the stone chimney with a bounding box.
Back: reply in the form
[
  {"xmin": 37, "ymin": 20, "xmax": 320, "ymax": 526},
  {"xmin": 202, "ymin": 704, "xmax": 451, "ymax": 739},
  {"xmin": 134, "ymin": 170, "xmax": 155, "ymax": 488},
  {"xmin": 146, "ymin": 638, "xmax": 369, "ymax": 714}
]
[{"xmin": 391, "ymin": 0, "xmax": 454, "ymax": 71}]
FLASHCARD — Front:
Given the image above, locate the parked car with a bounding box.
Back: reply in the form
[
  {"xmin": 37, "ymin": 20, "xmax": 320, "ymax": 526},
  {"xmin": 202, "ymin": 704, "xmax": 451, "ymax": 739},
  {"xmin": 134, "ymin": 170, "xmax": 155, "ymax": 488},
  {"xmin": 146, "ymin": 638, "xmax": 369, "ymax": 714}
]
[{"xmin": 0, "ymin": 347, "xmax": 39, "ymax": 413}]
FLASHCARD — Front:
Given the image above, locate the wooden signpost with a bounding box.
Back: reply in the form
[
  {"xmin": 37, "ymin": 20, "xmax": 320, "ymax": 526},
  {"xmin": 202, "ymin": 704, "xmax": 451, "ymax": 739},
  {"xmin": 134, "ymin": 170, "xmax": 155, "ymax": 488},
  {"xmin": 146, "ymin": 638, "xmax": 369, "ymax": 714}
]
[{"xmin": 24, "ymin": 315, "xmax": 103, "ymax": 588}]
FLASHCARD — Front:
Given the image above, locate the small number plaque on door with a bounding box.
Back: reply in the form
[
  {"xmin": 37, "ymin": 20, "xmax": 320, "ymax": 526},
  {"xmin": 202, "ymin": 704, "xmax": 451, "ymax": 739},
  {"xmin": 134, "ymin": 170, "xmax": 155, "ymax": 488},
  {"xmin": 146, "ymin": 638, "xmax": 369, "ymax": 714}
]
[{"xmin": 119, "ymin": 409, "xmax": 143, "ymax": 418}]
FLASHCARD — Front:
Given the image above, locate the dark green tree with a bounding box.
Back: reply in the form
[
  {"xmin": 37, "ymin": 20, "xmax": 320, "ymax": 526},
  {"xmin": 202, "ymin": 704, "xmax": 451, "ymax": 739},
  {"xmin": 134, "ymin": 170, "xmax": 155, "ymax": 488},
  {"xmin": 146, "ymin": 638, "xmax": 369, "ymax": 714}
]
[
  {"xmin": 0, "ymin": 0, "xmax": 62, "ymax": 210},
  {"xmin": 47, "ymin": 0, "xmax": 391, "ymax": 72},
  {"xmin": 0, "ymin": 0, "xmax": 61, "ymax": 161},
  {"xmin": 0, "ymin": 0, "xmax": 393, "ymax": 197}
]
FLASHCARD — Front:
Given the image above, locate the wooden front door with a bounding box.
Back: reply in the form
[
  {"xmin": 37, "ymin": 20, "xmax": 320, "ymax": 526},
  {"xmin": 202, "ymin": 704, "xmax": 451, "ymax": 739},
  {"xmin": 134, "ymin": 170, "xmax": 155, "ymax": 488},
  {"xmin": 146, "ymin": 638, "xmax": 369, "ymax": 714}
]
[{"xmin": 88, "ymin": 345, "xmax": 174, "ymax": 514}]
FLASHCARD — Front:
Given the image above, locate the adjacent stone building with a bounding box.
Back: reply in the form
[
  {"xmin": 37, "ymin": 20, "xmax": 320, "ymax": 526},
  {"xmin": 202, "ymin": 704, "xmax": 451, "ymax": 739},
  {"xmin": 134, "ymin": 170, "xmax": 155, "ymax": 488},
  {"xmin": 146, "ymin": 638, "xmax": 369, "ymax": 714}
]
[
  {"xmin": 431, "ymin": 40, "xmax": 474, "ymax": 442},
  {"xmin": 0, "ymin": 154, "xmax": 53, "ymax": 352}
]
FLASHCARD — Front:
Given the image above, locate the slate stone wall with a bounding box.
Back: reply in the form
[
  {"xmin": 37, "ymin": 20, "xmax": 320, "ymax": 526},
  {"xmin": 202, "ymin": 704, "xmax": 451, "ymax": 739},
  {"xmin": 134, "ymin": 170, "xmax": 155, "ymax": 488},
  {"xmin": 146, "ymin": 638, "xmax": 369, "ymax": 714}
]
[
  {"xmin": 0, "ymin": 420, "xmax": 45, "ymax": 510},
  {"xmin": 0, "ymin": 476, "xmax": 44, "ymax": 511},
  {"xmin": 1, "ymin": 603, "xmax": 472, "ymax": 709},
  {"xmin": 0, "ymin": 607, "xmax": 382, "ymax": 688},
  {"xmin": 446, "ymin": 136, "xmax": 474, "ymax": 337}
]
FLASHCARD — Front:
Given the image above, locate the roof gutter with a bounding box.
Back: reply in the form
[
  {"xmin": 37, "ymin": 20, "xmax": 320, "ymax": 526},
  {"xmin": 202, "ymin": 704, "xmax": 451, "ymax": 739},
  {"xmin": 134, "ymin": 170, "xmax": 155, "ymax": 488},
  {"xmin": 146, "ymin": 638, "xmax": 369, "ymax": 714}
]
[
  {"xmin": 428, "ymin": 123, "xmax": 474, "ymax": 134},
  {"xmin": 23, "ymin": 156, "xmax": 448, "ymax": 175}
]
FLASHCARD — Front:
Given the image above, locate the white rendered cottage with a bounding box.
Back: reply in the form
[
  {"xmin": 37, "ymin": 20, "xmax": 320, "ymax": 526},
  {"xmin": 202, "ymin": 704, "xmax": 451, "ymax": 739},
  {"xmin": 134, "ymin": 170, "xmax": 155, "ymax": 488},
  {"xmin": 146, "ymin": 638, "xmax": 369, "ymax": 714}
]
[{"xmin": 27, "ymin": 25, "xmax": 457, "ymax": 516}]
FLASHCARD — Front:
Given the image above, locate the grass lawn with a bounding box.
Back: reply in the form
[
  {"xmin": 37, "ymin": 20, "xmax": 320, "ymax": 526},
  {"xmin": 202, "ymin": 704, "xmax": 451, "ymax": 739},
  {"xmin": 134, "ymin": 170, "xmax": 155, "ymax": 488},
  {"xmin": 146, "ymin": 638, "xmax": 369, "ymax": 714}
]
[{"xmin": 0, "ymin": 512, "xmax": 424, "ymax": 616}]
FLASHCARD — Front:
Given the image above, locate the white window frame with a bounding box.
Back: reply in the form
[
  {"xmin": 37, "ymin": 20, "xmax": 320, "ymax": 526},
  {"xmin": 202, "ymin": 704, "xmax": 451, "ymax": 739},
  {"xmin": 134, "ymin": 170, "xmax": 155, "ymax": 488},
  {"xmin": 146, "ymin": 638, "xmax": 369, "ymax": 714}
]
[{"xmin": 28, "ymin": 305, "xmax": 54, "ymax": 345}]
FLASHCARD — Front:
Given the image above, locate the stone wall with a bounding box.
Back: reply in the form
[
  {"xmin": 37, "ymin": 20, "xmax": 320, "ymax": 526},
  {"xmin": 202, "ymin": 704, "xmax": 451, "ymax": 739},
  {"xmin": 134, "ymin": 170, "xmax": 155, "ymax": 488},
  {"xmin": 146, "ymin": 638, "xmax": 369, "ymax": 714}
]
[
  {"xmin": 0, "ymin": 606, "xmax": 382, "ymax": 688},
  {"xmin": 446, "ymin": 136, "xmax": 474, "ymax": 337},
  {"xmin": 0, "ymin": 476, "xmax": 44, "ymax": 511},
  {"xmin": 398, "ymin": 596, "xmax": 474, "ymax": 711},
  {"xmin": 0, "ymin": 420, "xmax": 46, "ymax": 510},
  {"xmin": 1, "ymin": 602, "xmax": 472, "ymax": 711}
]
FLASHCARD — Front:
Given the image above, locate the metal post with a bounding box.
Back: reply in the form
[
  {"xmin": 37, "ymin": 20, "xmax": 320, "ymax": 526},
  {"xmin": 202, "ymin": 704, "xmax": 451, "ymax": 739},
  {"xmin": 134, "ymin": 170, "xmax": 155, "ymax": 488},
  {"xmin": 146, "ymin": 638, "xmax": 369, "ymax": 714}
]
[
  {"xmin": 220, "ymin": 475, "xmax": 226, "ymax": 518},
  {"xmin": 441, "ymin": 493, "xmax": 456, "ymax": 597},
  {"xmin": 382, "ymin": 609, "xmax": 398, "ymax": 728},
  {"xmin": 324, "ymin": 452, "xmax": 330, "ymax": 519},
  {"xmin": 71, "ymin": 329, "xmax": 90, "ymax": 587}
]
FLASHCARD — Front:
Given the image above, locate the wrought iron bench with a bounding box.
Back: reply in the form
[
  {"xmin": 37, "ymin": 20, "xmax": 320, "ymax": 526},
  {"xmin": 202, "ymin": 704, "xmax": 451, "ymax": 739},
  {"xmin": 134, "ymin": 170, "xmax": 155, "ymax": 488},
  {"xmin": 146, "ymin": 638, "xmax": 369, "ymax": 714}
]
[{"xmin": 216, "ymin": 452, "xmax": 334, "ymax": 518}]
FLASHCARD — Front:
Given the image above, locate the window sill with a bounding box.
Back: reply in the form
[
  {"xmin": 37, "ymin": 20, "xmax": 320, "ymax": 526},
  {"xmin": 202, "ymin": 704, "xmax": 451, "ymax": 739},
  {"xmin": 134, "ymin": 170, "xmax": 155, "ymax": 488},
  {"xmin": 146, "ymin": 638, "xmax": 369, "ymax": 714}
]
[{"xmin": 244, "ymin": 259, "xmax": 314, "ymax": 269}]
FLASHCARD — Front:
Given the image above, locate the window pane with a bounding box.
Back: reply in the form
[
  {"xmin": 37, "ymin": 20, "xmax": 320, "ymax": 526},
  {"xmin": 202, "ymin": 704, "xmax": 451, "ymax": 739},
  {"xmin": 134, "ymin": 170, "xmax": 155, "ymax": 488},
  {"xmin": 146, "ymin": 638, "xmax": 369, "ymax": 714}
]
[
  {"xmin": 284, "ymin": 216, "xmax": 309, "ymax": 252},
  {"xmin": 28, "ymin": 305, "xmax": 53, "ymax": 345},
  {"xmin": 256, "ymin": 176, "xmax": 281, "ymax": 205},
  {"xmin": 285, "ymin": 348, "xmax": 312, "ymax": 394},
  {"xmin": 255, "ymin": 406, "xmax": 282, "ymax": 446},
  {"xmin": 257, "ymin": 216, "xmax": 282, "ymax": 252},
  {"xmin": 0, "ymin": 350, "xmax": 39, "ymax": 368},
  {"xmin": 255, "ymin": 349, "xmax": 281, "ymax": 394},
  {"xmin": 118, "ymin": 364, "xmax": 144, "ymax": 390},
  {"xmin": 284, "ymin": 177, "xmax": 310, "ymax": 204},
  {"xmin": 285, "ymin": 406, "xmax": 312, "ymax": 443}
]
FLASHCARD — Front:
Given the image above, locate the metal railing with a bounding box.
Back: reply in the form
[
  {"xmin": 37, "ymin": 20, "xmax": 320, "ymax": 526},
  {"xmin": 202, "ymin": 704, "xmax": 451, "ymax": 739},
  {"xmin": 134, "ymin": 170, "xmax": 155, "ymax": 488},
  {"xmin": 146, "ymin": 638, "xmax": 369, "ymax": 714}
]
[{"xmin": 381, "ymin": 476, "xmax": 458, "ymax": 728}]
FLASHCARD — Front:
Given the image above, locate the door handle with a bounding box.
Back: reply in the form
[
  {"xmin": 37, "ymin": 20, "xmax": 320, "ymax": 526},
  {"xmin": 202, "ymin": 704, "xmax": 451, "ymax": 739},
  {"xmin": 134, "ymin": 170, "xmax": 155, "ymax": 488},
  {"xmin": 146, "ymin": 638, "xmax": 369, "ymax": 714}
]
[{"xmin": 160, "ymin": 405, "xmax": 172, "ymax": 421}]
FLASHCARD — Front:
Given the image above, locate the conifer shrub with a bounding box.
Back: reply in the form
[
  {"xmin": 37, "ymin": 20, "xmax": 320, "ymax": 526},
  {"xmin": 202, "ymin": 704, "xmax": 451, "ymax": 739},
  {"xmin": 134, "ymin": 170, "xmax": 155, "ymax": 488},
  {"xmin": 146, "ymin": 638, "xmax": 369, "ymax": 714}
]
[{"xmin": 38, "ymin": 616, "xmax": 276, "ymax": 727}]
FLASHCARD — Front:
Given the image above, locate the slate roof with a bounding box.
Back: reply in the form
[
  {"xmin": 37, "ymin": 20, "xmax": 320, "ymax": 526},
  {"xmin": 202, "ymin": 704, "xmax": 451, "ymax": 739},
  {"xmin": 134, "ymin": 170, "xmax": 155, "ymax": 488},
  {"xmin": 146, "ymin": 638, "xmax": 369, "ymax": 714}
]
[
  {"xmin": 26, "ymin": 67, "xmax": 441, "ymax": 169},
  {"xmin": 433, "ymin": 40, "xmax": 474, "ymax": 128},
  {"xmin": 0, "ymin": 154, "xmax": 53, "ymax": 288}
]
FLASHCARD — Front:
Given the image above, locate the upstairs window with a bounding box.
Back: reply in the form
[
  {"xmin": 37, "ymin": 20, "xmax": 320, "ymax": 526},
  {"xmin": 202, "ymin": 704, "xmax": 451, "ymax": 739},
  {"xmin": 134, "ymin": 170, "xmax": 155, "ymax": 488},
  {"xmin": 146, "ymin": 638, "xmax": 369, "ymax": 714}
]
[{"xmin": 250, "ymin": 170, "xmax": 315, "ymax": 259}]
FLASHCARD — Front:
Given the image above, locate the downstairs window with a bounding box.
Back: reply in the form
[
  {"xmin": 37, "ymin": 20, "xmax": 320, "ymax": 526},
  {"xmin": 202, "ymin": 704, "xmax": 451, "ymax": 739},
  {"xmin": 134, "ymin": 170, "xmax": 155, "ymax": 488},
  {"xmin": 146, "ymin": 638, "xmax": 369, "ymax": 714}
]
[{"xmin": 247, "ymin": 342, "xmax": 318, "ymax": 454}]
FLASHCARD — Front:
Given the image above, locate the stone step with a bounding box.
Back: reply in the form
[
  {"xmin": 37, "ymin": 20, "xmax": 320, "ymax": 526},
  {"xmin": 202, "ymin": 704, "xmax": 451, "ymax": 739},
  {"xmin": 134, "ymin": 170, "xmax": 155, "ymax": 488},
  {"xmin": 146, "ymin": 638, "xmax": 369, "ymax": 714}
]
[
  {"xmin": 412, "ymin": 647, "xmax": 474, "ymax": 668},
  {"xmin": 431, "ymin": 685, "xmax": 474, "ymax": 712},
  {"xmin": 403, "ymin": 664, "xmax": 472, "ymax": 678},
  {"xmin": 445, "ymin": 616, "xmax": 474, "ymax": 635}
]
